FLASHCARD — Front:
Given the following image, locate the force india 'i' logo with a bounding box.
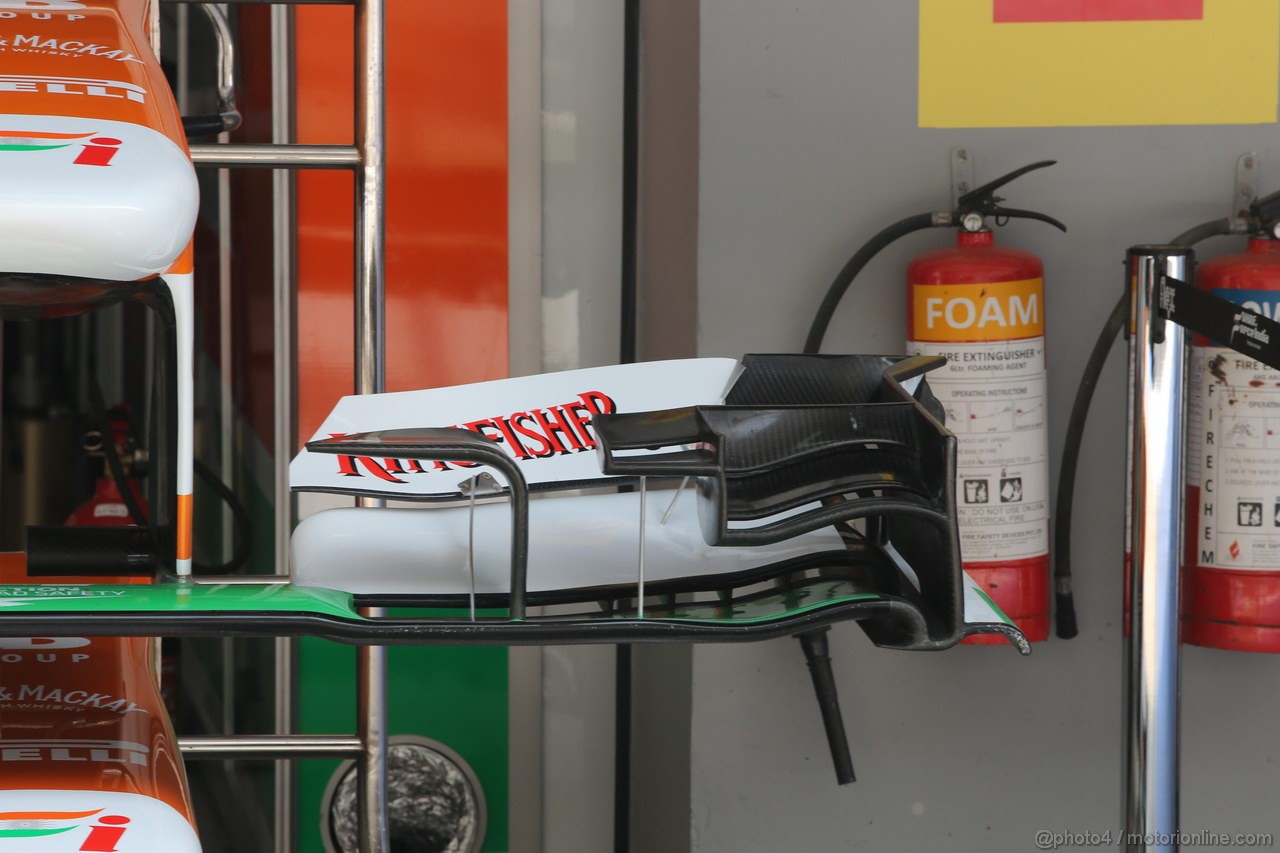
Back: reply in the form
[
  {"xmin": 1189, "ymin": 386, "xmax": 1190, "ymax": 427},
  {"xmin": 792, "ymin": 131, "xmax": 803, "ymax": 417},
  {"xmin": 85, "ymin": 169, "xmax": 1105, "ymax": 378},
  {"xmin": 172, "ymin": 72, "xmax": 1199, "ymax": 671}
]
[
  {"xmin": 0, "ymin": 808, "xmax": 130, "ymax": 850},
  {"xmin": 0, "ymin": 130, "xmax": 120, "ymax": 165}
]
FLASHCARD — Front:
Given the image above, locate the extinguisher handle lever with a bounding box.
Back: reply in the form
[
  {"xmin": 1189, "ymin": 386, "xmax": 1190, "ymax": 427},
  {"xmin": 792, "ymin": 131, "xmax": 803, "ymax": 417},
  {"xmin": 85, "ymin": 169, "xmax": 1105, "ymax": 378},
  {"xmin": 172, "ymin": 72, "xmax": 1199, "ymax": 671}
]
[
  {"xmin": 956, "ymin": 159, "xmax": 1057, "ymax": 211},
  {"xmin": 1250, "ymin": 186, "xmax": 1280, "ymax": 232},
  {"xmin": 992, "ymin": 206, "xmax": 1068, "ymax": 232}
]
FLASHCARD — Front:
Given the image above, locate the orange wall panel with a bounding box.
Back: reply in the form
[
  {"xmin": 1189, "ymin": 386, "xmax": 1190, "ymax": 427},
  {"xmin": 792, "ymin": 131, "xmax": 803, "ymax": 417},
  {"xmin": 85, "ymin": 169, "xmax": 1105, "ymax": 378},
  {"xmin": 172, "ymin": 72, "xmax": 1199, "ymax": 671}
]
[{"xmin": 295, "ymin": 0, "xmax": 509, "ymax": 444}]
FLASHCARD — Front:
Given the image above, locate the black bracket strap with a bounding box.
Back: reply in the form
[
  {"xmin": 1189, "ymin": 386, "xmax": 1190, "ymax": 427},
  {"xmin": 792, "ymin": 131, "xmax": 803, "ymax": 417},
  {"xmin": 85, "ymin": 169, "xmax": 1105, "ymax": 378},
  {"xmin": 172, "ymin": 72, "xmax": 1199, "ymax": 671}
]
[{"xmin": 1159, "ymin": 275, "xmax": 1280, "ymax": 370}]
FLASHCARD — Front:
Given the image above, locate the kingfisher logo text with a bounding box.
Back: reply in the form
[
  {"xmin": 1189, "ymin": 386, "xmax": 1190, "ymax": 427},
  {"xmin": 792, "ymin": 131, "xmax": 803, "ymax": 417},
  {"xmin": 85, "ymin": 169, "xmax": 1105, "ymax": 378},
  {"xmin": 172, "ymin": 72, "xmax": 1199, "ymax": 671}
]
[
  {"xmin": 331, "ymin": 391, "xmax": 617, "ymax": 484},
  {"xmin": 0, "ymin": 74, "xmax": 145, "ymax": 102},
  {"xmin": 0, "ymin": 807, "xmax": 132, "ymax": 850}
]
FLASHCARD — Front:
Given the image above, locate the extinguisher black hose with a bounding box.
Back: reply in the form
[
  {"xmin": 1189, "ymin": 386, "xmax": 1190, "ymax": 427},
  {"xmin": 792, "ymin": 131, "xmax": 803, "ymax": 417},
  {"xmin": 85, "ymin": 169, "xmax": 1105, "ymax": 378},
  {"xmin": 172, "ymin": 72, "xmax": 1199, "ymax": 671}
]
[
  {"xmin": 803, "ymin": 213, "xmax": 938, "ymax": 354},
  {"xmin": 1053, "ymin": 217, "xmax": 1234, "ymax": 639},
  {"xmin": 1171, "ymin": 218, "xmax": 1235, "ymax": 249},
  {"xmin": 88, "ymin": 375, "xmax": 253, "ymax": 575},
  {"xmin": 193, "ymin": 458, "xmax": 254, "ymax": 574},
  {"xmin": 1053, "ymin": 293, "xmax": 1126, "ymax": 639}
]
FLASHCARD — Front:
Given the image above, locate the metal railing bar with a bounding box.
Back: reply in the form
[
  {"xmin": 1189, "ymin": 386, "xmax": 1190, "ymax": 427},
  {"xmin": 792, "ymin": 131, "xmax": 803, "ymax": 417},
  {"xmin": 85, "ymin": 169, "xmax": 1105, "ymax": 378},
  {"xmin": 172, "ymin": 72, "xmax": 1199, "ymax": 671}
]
[
  {"xmin": 190, "ymin": 144, "xmax": 359, "ymax": 168},
  {"xmin": 180, "ymin": 735, "xmax": 363, "ymax": 758}
]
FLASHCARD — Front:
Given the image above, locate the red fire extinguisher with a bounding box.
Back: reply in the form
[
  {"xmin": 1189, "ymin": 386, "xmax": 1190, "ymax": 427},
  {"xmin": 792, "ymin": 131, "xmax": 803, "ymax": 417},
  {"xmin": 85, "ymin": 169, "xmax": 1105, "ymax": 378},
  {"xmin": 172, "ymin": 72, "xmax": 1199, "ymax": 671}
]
[
  {"xmin": 907, "ymin": 228, "xmax": 1051, "ymax": 642},
  {"xmin": 64, "ymin": 403, "xmax": 186, "ymax": 712},
  {"xmin": 1185, "ymin": 198, "xmax": 1280, "ymax": 652},
  {"xmin": 66, "ymin": 404, "xmax": 148, "ymax": 528},
  {"xmin": 805, "ymin": 160, "xmax": 1064, "ymax": 642}
]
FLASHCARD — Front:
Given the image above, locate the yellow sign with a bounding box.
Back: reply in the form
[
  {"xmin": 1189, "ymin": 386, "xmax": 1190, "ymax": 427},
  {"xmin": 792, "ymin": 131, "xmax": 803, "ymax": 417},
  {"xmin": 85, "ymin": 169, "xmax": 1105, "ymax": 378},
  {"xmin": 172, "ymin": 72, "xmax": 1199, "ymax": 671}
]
[
  {"xmin": 912, "ymin": 279, "xmax": 1043, "ymax": 342},
  {"xmin": 919, "ymin": 0, "xmax": 1278, "ymax": 127}
]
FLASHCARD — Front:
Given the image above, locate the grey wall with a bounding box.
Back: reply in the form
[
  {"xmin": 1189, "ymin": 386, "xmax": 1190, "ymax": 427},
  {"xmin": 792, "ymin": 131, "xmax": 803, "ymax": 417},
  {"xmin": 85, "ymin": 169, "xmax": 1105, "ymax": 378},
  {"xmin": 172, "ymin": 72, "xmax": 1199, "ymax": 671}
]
[
  {"xmin": 691, "ymin": 1, "xmax": 1280, "ymax": 850},
  {"xmin": 538, "ymin": 3, "xmax": 624, "ymax": 851}
]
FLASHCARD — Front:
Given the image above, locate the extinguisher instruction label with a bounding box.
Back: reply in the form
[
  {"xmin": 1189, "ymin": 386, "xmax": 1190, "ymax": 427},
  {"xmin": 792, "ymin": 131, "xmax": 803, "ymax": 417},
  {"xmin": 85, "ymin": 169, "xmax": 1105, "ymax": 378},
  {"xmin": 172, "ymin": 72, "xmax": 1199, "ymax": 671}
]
[
  {"xmin": 906, "ymin": 335, "xmax": 1049, "ymax": 562},
  {"xmin": 1189, "ymin": 340, "xmax": 1280, "ymax": 570}
]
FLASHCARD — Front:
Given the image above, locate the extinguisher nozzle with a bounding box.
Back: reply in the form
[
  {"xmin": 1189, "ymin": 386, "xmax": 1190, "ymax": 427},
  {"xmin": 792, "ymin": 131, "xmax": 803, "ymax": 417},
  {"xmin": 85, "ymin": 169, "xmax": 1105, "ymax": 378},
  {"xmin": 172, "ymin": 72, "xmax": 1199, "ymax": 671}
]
[{"xmin": 1055, "ymin": 592, "xmax": 1079, "ymax": 639}]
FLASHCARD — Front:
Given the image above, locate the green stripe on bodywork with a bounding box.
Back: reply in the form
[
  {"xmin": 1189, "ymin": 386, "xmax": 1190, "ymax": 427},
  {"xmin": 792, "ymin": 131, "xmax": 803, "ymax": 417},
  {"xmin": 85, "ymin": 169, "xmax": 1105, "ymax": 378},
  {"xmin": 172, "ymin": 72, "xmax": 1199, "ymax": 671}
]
[
  {"xmin": 654, "ymin": 581, "xmax": 881, "ymax": 624},
  {"xmin": 0, "ymin": 826, "xmax": 76, "ymax": 837},
  {"xmin": 0, "ymin": 579, "xmax": 882, "ymax": 626},
  {"xmin": 0, "ymin": 144, "xmax": 70, "ymax": 151},
  {"xmin": 0, "ymin": 583, "xmax": 359, "ymax": 620}
]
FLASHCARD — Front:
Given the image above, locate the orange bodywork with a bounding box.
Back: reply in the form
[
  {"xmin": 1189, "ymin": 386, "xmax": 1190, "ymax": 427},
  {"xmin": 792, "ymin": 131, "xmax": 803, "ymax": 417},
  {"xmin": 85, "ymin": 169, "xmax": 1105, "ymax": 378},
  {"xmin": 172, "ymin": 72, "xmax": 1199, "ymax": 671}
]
[
  {"xmin": 0, "ymin": 0, "xmax": 183, "ymax": 140},
  {"xmin": 0, "ymin": 0, "xmax": 195, "ymax": 827},
  {"xmin": 0, "ymin": 0, "xmax": 193, "ymax": 278},
  {"xmin": 0, "ymin": 632, "xmax": 189, "ymax": 815},
  {"xmin": 0, "ymin": 553, "xmax": 193, "ymax": 822}
]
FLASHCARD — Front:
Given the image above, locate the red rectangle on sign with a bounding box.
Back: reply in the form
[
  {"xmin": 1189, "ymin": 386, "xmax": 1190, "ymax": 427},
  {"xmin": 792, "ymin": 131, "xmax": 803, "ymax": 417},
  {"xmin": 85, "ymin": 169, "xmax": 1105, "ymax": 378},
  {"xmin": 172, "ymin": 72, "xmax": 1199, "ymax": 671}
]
[{"xmin": 994, "ymin": 0, "xmax": 1202, "ymax": 22}]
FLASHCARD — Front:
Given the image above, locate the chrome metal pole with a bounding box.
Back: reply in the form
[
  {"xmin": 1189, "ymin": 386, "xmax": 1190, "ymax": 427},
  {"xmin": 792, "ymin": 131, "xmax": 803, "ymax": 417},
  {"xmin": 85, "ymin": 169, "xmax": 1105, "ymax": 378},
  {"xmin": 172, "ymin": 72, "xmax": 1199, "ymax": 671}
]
[
  {"xmin": 189, "ymin": 143, "xmax": 359, "ymax": 168},
  {"xmin": 181, "ymin": 735, "xmax": 363, "ymax": 758},
  {"xmin": 1124, "ymin": 246, "xmax": 1190, "ymax": 852},
  {"xmin": 354, "ymin": 0, "xmax": 387, "ymax": 847},
  {"xmin": 271, "ymin": 7, "xmax": 299, "ymax": 852},
  {"xmin": 216, "ymin": 4, "xmax": 237, "ymax": 765},
  {"xmin": 356, "ymin": 622, "xmax": 389, "ymax": 853},
  {"xmin": 272, "ymin": 4, "xmax": 298, "ymax": 579},
  {"xmin": 355, "ymin": 0, "xmax": 386, "ymax": 396},
  {"xmin": 149, "ymin": 0, "xmax": 160, "ymax": 57}
]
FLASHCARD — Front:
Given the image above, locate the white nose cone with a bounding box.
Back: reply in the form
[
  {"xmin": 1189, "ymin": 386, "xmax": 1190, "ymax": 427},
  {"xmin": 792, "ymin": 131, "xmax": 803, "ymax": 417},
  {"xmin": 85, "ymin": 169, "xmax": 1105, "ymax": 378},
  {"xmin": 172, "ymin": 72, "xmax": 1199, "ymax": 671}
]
[
  {"xmin": 0, "ymin": 789, "xmax": 200, "ymax": 851},
  {"xmin": 0, "ymin": 114, "xmax": 197, "ymax": 281}
]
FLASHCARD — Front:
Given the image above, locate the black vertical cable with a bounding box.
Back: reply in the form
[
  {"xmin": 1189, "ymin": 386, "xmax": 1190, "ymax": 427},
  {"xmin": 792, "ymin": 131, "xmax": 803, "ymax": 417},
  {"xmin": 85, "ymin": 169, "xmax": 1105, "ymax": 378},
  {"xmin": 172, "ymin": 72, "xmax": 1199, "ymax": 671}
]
[
  {"xmin": 620, "ymin": 0, "xmax": 640, "ymax": 367},
  {"xmin": 614, "ymin": 641, "xmax": 633, "ymax": 853},
  {"xmin": 616, "ymin": 2, "xmax": 640, "ymax": 852}
]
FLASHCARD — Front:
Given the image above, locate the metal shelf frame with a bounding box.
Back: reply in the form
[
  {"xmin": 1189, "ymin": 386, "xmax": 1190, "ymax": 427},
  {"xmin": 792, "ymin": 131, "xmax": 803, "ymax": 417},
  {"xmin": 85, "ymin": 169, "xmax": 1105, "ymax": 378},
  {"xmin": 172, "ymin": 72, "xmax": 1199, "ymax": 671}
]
[{"xmin": 170, "ymin": 0, "xmax": 388, "ymax": 847}]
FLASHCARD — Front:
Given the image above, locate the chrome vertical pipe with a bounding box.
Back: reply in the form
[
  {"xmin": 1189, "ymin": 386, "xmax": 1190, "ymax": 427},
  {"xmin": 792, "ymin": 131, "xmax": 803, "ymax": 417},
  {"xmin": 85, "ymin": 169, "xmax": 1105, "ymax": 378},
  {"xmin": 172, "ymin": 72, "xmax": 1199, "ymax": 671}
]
[
  {"xmin": 1124, "ymin": 246, "xmax": 1190, "ymax": 852},
  {"xmin": 148, "ymin": 0, "xmax": 160, "ymax": 56},
  {"xmin": 355, "ymin": 0, "xmax": 386, "ymax": 396},
  {"xmin": 270, "ymin": 6, "xmax": 299, "ymax": 851},
  {"xmin": 272, "ymin": 4, "xmax": 298, "ymax": 578},
  {"xmin": 217, "ymin": 43, "xmax": 234, "ymax": 572},
  {"xmin": 357, "ymin": 622, "xmax": 389, "ymax": 853},
  {"xmin": 354, "ymin": 0, "xmax": 388, "ymax": 848},
  {"xmin": 175, "ymin": 5, "xmax": 189, "ymax": 111}
]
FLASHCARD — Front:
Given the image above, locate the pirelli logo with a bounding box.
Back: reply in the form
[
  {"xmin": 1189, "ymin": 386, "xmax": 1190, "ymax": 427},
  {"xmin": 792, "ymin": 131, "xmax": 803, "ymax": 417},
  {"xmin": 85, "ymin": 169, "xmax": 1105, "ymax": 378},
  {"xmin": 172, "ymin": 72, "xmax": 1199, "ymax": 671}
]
[{"xmin": 0, "ymin": 74, "xmax": 145, "ymax": 102}]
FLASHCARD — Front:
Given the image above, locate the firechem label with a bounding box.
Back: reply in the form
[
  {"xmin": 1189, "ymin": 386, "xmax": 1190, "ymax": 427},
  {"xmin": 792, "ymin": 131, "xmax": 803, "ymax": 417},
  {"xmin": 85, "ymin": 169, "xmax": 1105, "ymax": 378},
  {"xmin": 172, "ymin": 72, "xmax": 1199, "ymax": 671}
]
[
  {"xmin": 907, "ymin": 336, "xmax": 1049, "ymax": 562},
  {"xmin": 1187, "ymin": 344, "xmax": 1280, "ymax": 570}
]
